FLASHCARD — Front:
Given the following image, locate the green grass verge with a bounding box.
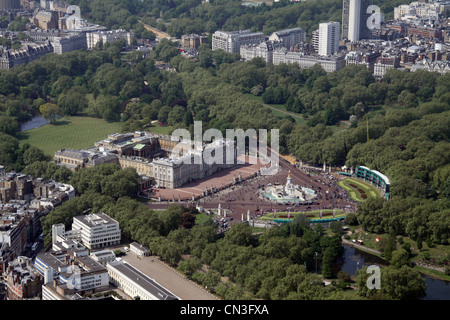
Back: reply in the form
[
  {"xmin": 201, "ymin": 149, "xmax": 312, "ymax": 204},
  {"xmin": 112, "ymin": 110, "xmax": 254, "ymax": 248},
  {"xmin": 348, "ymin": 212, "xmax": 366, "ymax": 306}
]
[
  {"xmin": 195, "ymin": 212, "xmax": 213, "ymax": 225},
  {"xmin": 261, "ymin": 209, "xmax": 346, "ymax": 221},
  {"xmin": 245, "ymin": 94, "xmax": 307, "ymax": 125},
  {"xmin": 338, "ymin": 177, "xmax": 381, "ymax": 202},
  {"xmin": 413, "ymin": 265, "xmax": 450, "ymax": 281},
  {"xmin": 18, "ymin": 115, "xmax": 123, "ymax": 156}
]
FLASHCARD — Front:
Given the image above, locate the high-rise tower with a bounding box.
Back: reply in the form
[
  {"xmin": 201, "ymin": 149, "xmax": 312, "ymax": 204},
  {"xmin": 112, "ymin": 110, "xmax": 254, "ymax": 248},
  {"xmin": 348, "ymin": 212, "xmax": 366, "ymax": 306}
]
[
  {"xmin": 341, "ymin": 0, "xmax": 373, "ymax": 42},
  {"xmin": 0, "ymin": 0, "xmax": 20, "ymax": 11},
  {"xmin": 318, "ymin": 21, "xmax": 340, "ymax": 56}
]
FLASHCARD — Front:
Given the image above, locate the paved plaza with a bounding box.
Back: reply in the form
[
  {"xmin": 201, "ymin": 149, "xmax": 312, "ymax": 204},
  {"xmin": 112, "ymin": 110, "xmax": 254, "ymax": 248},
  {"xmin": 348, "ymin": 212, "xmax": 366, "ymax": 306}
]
[{"xmin": 146, "ymin": 155, "xmax": 356, "ymax": 223}]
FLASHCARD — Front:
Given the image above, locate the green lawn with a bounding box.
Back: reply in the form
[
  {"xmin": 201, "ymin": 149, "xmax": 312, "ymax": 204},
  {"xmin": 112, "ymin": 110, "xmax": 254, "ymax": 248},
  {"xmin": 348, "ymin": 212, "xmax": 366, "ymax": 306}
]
[
  {"xmin": 18, "ymin": 116, "xmax": 123, "ymax": 156},
  {"xmin": 245, "ymin": 94, "xmax": 307, "ymax": 125},
  {"xmin": 338, "ymin": 177, "xmax": 381, "ymax": 202},
  {"xmin": 145, "ymin": 124, "xmax": 174, "ymax": 135}
]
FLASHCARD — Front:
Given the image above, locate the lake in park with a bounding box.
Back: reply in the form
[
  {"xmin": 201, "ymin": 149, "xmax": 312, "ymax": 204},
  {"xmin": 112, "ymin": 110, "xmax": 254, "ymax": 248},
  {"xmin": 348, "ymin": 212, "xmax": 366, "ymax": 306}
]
[
  {"xmin": 20, "ymin": 115, "xmax": 52, "ymax": 131},
  {"xmin": 340, "ymin": 244, "xmax": 449, "ymax": 300}
]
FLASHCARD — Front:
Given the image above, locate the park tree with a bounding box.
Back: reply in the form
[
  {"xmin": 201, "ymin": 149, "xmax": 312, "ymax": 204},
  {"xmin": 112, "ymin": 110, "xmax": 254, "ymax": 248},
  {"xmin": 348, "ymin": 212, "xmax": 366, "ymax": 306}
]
[
  {"xmin": 0, "ymin": 133, "xmax": 19, "ymax": 169},
  {"xmin": 321, "ymin": 247, "xmax": 335, "ymax": 279},
  {"xmin": 390, "ymin": 249, "xmax": 410, "ymax": 268},
  {"xmin": 100, "ymin": 167, "xmax": 139, "ymax": 199},
  {"xmin": 381, "ymin": 266, "xmax": 426, "ymax": 300},
  {"xmin": 224, "ymin": 223, "xmax": 254, "ymax": 247},
  {"xmin": 58, "ymin": 88, "xmax": 88, "ymax": 116},
  {"xmin": 39, "ymin": 103, "xmax": 62, "ymax": 124},
  {"xmin": 177, "ymin": 256, "xmax": 202, "ymax": 277},
  {"xmin": 0, "ymin": 116, "xmax": 19, "ymax": 136},
  {"xmin": 22, "ymin": 145, "xmax": 49, "ymax": 166}
]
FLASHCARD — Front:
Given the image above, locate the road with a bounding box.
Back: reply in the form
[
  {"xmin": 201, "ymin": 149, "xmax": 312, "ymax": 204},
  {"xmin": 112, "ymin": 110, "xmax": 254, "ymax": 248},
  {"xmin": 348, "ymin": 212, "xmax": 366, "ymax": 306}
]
[
  {"xmin": 122, "ymin": 252, "xmax": 218, "ymax": 300},
  {"xmin": 142, "ymin": 23, "xmax": 172, "ymax": 39}
]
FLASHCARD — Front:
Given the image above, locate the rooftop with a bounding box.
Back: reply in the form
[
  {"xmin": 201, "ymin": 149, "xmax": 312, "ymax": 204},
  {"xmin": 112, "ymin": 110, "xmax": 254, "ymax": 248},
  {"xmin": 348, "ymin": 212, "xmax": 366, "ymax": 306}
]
[
  {"xmin": 73, "ymin": 212, "xmax": 119, "ymax": 228},
  {"xmin": 107, "ymin": 260, "xmax": 178, "ymax": 300}
]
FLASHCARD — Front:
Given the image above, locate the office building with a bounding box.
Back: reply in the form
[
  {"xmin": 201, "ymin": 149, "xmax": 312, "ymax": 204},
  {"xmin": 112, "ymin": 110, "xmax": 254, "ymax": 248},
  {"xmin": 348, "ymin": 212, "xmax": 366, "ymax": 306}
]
[
  {"xmin": 51, "ymin": 33, "xmax": 87, "ymax": 54},
  {"xmin": 52, "ymin": 212, "xmax": 121, "ymax": 250},
  {"xmin": 342, "ymin": 0, "xmax": 373, "ymax": 42},
  {"xmin": 212, "ymin": 30, "xmax": 266, "ymax": 54},
  {"xmin": 90, "ymin": 249, "xmax": 117, "ymax": 267},
  {"xmin": 268, "ymin": 27, "xmax": 306, "ymax": 49},
  {"xmin": 129, "ymin": 242, "xmax": 150, "ymax": 257},
  {"xmin": 318, "ymin": 22, "xmax": 340, "ymax": 56},
  {"xmin": 35, "ymin": 249, "xmax": 109, "ymax": 300}
]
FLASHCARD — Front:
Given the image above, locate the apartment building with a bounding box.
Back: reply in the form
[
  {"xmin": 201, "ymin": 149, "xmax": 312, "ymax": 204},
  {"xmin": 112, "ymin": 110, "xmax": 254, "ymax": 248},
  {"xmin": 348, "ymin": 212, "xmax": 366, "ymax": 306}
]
[
  {"xmin": 0, "ymin": 42, "xmax": 54, "ymax": 70},
  {"xmin": 181, "ymin": 34, "xmax": 208, "ymax": 49},
  {"xmin": 318, "ymin": 22, "xmax": 340, "ymax": 56},
  {"xmin": 374, "ymin": 55, "xmax": 400, "ymax": 78},
  {"xmin": 345, "ymin": 50, "xmax": 381, "ymax": 72},
  {"xmin": 5, "ymin": 256, "xmax": 42, "ymax": 300},
  {"xmin": 86, "ymin": 29, "xmax": 132, "ymax": 49},
  {"xmin": 273, "ymin": 47, "xmax": 346, "ymax": 72},
  {"xmin": 0, "ymin": 204, "xmax": 40, "ymax": 275},
  {"xmin": 394, "ymin": 1, "xmax": 450, "ymax": 20},
  {"xmin": 240, "ymin": 41, "xmax": 275, "ymax": 63},
  {"xmin": 411, "ymin": 58, "xmax": 450, "ymax": 74}
]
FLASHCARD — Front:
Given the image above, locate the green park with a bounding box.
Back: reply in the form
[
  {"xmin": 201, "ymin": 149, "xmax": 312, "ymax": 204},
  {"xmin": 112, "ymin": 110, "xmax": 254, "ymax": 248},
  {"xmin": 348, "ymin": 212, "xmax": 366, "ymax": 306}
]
[
  {"xmin": 337, "ymin": 177, "xmax": 381, "ymax": 202},
  {"xmin": 17, "ymin": 115, "xmax": 173, "ymax": 156}
]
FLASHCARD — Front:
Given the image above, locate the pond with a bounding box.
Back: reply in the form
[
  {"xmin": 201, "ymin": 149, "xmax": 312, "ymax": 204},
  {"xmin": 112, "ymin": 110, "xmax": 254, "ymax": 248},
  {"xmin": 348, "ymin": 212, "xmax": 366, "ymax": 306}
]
[
  {"xmin": 20, "ymin": 115, "xmax": 60, "ymax": 131},
  {"xmin": 340, "ymin": 244, "xmax": 449, "ymax": 300}
]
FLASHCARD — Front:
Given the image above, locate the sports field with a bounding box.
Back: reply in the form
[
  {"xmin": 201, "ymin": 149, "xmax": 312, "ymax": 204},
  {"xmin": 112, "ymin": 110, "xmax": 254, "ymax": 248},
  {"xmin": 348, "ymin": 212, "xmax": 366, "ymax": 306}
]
[
  {"xmin": 337, "ymin": 177, "xmax": 381, "ymax": 202},
  {"xmin": 18, "ymin": 116, "xmax": 123, "ymax": 156}
]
